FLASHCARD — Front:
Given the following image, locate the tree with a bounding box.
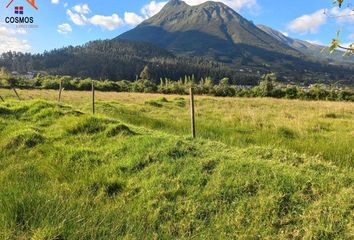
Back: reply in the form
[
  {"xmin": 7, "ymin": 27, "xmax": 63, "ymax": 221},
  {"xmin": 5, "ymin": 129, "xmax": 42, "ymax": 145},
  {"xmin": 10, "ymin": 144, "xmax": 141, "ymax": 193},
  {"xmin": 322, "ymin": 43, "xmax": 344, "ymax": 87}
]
[
  {"xmin": 329, "ymin": 0, "xmax": 354, "ymax": 53},
  {"xmin": 139, "ymin": 65, "xmax": 151, "ymax": 80},
  {"xmin": 258, "ymin": 73, "xmax": 276, "ymax": 97},
  {"xmin": 219, "ymin": 77, "xmax": 230, "ymax": 86},
  {"xmin": 0, "ymin": 67, "xmax": 9, "ymax": 77}
]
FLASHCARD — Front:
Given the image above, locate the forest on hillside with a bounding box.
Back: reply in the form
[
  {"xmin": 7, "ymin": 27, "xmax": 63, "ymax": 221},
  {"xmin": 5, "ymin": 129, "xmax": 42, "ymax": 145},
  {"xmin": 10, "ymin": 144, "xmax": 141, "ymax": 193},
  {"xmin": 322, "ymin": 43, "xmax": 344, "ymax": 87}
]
[
  {"xmin": 1, "ymin": 40, "xmax": 354, "ymax": 86},
  {"xmin": 0, "ymin": 40, "xmax": 259, "ymax": 85}
]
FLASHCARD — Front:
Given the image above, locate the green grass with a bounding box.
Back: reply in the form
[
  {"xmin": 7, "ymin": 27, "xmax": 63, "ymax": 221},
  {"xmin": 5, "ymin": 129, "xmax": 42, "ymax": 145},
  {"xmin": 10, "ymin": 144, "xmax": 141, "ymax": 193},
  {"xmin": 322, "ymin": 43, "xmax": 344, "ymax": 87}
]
[
  {"xmin": 90, "ymin": 97, "xmax": 354, "ymax": 168},
  {"xmin": 0, "ymin": 93, "xmax": 353, "ymax": 239}
]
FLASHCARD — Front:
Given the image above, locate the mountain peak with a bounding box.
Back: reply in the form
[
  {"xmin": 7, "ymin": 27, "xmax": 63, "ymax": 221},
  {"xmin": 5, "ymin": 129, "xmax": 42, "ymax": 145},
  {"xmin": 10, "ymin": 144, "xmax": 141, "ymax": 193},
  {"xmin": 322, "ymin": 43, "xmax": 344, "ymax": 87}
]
[
  {"xmin": 118, "ymin": 0, "xmax": 302, "ymax": 63},
  {"xmin": 199, "ymin": 1, "xmax": 228, "ymax": 8},
  {"xmin": 166, "ymin": 0, "xmax": 187, "ymax": 7}
]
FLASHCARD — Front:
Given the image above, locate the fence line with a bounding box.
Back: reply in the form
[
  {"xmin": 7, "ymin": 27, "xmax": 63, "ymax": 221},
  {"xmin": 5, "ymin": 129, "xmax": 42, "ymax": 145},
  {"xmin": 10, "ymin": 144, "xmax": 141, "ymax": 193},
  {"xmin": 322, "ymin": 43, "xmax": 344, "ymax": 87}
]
[
  {"xmin": 58, "ymin": 80, "xmax": 63, "ymax": 102},
  {"xmin": 0, "ymin": 87, "xmax": 198, "ymax": 139},
  {"xmin": 190, "ymin": 87, "xmax": 196, "ymax": 138},
  {"xmin": 92, "ymin": 81, "xmax": 95, "ymax": 115},
  {"xmin": 12, "ymin": 88, "xmax": 21, "ymax": 100}
]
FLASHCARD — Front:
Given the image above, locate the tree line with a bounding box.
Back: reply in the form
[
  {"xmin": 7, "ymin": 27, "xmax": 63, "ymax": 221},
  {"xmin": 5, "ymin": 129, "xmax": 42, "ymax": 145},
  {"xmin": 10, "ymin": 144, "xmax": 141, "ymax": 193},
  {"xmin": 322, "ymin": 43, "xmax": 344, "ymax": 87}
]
[{"xmin": 0, "ymin": 70, "xmax": 352, "ymax": 102}]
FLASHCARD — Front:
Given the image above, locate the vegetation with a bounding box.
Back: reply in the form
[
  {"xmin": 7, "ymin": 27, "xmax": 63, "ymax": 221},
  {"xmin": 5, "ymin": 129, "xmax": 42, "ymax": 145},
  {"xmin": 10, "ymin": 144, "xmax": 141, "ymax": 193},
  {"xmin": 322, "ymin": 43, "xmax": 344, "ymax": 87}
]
[
  {"xmin": 0, "ymin": 1, "xmax": 353, "ymax": 234},
  {"xmin": 1, "ymin": 72, "xmax": 353, "ymax": 102},
  {"xmin": 330, "ymin": 0, "xmax": 354, "ymax": 53},
  {"xmin": 1, "ymin": 38, "xmax": 354, "ymax": 87},
  {"xmin": 0, "ymin": 96, "xmax": 353, "ymax": 239},
  {"xmin": 0, "ymin": 89, "xmax": 353, "ymax": 168},
  {"xmin": 0, "ymin": 40, "xmax": 260, "ymax": 85}
]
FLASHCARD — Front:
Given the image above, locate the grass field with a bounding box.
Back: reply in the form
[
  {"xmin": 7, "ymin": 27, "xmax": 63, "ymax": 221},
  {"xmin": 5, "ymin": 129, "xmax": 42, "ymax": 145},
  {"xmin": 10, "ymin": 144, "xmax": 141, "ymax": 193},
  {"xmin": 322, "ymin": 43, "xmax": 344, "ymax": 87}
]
[{"xmin": 0, "ymin": 88, "xmax": 353, "ymax": 239}]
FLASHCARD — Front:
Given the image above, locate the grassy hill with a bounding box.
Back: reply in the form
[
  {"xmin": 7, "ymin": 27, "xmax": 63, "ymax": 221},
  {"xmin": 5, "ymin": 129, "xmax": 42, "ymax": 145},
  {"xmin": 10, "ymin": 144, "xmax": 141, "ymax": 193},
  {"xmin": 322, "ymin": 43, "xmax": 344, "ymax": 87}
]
[{"xmin": 0, "ymin": 91, "xmax": 353, "ymax": 239}]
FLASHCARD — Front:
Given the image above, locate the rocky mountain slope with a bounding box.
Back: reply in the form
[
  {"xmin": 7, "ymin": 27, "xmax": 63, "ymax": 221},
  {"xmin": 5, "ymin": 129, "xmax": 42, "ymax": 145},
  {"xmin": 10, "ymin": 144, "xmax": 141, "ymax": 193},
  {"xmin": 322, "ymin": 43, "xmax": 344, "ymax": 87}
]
[
  {"xmin": 257, "ymin": 24, "xmax": 354, "ymax": 64},
  {"xmin": 118, "ymin": 0, "xmax": 305, "ymax": 64}
]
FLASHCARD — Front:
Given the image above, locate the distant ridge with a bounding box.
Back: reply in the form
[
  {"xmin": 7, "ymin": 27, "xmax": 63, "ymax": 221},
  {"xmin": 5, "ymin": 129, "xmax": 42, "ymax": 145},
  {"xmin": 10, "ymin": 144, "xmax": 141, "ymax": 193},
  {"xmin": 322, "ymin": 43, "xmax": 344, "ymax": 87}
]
[{"xmin": 257, "ymin": 24, "xmax": 354, "ymax": 64}]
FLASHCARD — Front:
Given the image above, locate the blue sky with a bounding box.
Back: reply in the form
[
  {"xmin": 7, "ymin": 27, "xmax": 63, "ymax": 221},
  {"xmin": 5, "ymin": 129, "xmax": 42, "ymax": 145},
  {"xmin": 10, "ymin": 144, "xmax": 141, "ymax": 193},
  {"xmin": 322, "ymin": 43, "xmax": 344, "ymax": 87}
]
[{"xmin": 0, "ymin": 0, "xmax": 353, "ymax": 53}]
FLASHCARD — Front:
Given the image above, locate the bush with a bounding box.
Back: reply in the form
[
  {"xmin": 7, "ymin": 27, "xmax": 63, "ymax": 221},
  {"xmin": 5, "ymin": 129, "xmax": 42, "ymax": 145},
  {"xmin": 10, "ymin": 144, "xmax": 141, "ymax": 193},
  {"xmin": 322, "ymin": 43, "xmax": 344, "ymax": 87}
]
[
  {"xmin": 130, "ymin": 79, "xmax": 157, "ymax": 93},
  {"xmin": 2, "ymin": 74, "xmax": 353, "ymax": 102}
]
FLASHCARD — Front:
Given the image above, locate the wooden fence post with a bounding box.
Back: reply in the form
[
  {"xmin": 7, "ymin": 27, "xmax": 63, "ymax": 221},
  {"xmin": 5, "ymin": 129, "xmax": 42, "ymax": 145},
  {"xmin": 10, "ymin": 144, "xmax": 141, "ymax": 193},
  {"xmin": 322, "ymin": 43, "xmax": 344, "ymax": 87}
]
[
  {"xmin": 92, "ymin": 80, "xmax": 95, "ymax": 114},
  {"xmin": 12, "ymin": 88, "xmax": 21, "ymax": 100},
  {"xmin": 58, "ymin": 80, "xmax": 63, "ymax": 102},
  {"xmin": 190, "ymin": 87, "xmax": 196, "ymax": 138}
]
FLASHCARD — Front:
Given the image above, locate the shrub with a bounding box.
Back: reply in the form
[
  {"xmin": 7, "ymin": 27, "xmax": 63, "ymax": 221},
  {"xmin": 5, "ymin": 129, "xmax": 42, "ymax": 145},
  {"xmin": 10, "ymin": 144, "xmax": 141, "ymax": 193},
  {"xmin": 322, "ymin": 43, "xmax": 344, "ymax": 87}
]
[{"xmin": 130, "ymin": 79, "xmax": 157, "ymax": 93}]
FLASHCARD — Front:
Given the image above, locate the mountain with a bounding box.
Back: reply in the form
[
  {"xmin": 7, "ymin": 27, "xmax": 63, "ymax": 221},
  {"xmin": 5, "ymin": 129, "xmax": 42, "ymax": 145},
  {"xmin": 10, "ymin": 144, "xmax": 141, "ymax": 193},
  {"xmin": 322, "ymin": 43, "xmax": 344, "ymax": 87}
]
[
  {"xmin": 257, "ymin": 25, "xmax": 354, "ymax": 64},
  {"xmin": 117, "ymin": 0, "xmax": 354, "ymax": 84},
  {"xmin": 118, "ymin": 0, "xmax": 305, "ymax": 64}
]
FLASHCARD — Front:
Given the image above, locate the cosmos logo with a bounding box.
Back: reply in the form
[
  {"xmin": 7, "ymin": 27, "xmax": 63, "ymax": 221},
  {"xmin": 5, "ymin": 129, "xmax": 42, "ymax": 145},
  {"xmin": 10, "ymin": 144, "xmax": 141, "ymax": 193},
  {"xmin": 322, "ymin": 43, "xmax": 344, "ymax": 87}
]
[{"xmin": 4, "ymin": 0, "xmax": 38, "ymax": 26}]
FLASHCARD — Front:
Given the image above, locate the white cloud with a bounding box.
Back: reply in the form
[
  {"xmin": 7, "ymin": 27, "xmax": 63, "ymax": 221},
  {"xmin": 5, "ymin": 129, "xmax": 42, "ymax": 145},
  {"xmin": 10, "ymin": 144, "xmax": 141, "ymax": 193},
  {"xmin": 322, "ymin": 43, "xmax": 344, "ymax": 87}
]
[
  {"xmin": 124, "ymin": 12, "xmax": 145, "ymax": 26},
  {"xmin": 0, "ymin": 26, "xmax": 27, "ymax": 35},
  {"xmin": 125, "ymin": 0, "xmax": 259, "ymax": 26},
  {"xmin": 66, "ymin": 3, "xmax": 123, "ymax": 30},
  {"xmin": 66, "ymin": 4, "xmax": 91, "ymax": 26},
  {"xmin": 66, "ymin": 1, "xmax": 260, "ymax": 30},
  {"xmin": 73, "ymin": 4, "xmax": 91, "ymax": 14},
  {"xmin": 287, "ymin": 9, "xmax": 327, "ymax": 34},
  {"xmin": 0, "ymin": 25, "xmax": 31, "ymax": 53},
  {"xmin": 287, "ymin": 7, "xmax": 354, "ymax": 35},
  {"xmin": 57, "ymin": 23, "xmax": 72, "ymax": 34},
  {"xmin": 67, "ymin": 9, "xmax": 87, "ymax": 25},
  {"xmin": 89, "ymin": 14, "xmax": 124, "ymax": 30},
  {"xmin": 141, "ymin": 1, "xmax": 168, "ymax": 18},
  {"xmin": 121, "ymin": 1, "xmax": 168, "ymax": 26},
  {"xmin": 51, "ymin": 0, "xmax": 60, "ymax": 4},
  {"xmin": 64, "ymin": 2, "xmax": 68, "ymax": 8}
]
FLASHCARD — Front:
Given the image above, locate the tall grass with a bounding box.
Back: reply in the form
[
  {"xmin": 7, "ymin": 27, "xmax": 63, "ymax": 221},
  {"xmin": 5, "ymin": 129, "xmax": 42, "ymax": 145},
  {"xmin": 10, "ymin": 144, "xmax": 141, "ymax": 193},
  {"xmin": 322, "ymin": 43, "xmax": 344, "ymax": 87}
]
[
  {"xmin": 0, "ymin": 99, "xmax": 353, "ymax": 239},
  {"xmin": 1, "ymin": 89, "xmax": 353, "ymax": 168}
]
